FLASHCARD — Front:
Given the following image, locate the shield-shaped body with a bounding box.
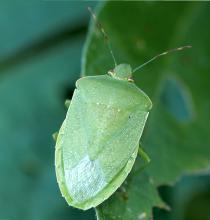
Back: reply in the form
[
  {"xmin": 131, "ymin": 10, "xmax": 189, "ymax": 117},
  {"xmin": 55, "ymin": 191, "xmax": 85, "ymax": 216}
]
[{"xmin": 55, "ymin": 74, "xmax": 152, "ymax": 210}]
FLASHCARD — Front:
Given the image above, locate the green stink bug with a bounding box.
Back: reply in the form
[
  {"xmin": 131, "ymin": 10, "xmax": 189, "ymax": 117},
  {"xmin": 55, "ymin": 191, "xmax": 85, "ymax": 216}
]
[
  {"xmin": 55, "ymin": 8, "xmax": 191, "ymax": 210},
  {"xmin": 55, "ymin": 63, "xmax": 152, "ymax": 210}
]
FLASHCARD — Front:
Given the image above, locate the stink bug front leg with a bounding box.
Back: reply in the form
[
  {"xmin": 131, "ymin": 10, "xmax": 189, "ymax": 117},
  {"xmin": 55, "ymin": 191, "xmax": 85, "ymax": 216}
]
[
  {"xmin": 65, "ymin": 99, "xmax": 71, "ymax": 108},
  {"xmin": 138, "ymin": 144, "xmax": 151, "ymax": 164},
  {"xmin": 52, "ymin": 132, "xmax": 58, "ymax": 142}
]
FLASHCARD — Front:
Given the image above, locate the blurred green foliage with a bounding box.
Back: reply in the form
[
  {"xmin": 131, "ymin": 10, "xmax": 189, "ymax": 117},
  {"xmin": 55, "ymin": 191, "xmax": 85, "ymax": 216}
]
[
  {"xmin": 155, "ymin": 174, "xmax": 210, "ymax": 220},
  {"xmin": 0, "ymin": 1, "xmax": 210, "ymax": 220}
]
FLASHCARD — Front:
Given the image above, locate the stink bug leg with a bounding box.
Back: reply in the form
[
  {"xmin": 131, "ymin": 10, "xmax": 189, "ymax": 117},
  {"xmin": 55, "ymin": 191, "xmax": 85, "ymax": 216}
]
[
  {"xmin": 65, "ymin": 99, "xmax": 71, "ymax": 108},
  {"xmin": 138, "ymin": 144, "xmax": 151, "ymax": 164},
  {"xmin": 52, "ymin": 132, "xmax": 58, "ymax": 142}
]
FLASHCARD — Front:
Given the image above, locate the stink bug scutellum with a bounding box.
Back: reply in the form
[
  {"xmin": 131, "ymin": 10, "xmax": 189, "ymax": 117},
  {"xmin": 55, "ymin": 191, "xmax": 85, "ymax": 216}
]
[{"xmin": 54, "ymin": 7, "xmax": 191, "ymax": 210}]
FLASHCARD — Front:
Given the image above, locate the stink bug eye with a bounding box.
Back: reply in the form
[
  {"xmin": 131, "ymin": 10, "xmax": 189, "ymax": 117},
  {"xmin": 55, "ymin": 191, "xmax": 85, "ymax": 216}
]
[{"xmin": 54, "ymin": 7, "xmax": 191, "ymax": 210}]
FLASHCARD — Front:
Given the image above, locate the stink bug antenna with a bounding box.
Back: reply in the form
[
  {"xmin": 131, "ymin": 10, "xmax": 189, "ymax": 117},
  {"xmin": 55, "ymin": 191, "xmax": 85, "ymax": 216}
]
[
  {"xmin": 133, "ymin": 45, "xmax": 192, "ymax": 73},
  {"xmin": 88, "ymin": 7, "xmax": 117, "ymax": 67}
]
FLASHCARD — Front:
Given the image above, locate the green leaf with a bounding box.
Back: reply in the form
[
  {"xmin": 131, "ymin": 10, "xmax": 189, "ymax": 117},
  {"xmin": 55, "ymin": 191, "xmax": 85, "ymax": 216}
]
[
  {"xmin": 82, "ymin": 2, "xmax": 210, "ymax": 219},
  {"xmin": 170, "ymin": 174, "xmax": 210, "ymax": 220}
]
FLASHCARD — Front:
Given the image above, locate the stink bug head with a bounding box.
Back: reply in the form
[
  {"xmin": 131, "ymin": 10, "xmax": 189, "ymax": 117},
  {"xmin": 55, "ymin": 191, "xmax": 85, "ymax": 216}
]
[{"xmin": 108, "ymin": 63, "xmax": 133, "ymax": 81}]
